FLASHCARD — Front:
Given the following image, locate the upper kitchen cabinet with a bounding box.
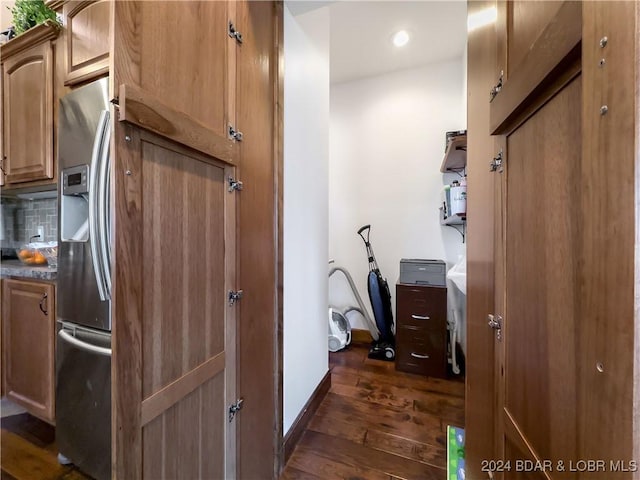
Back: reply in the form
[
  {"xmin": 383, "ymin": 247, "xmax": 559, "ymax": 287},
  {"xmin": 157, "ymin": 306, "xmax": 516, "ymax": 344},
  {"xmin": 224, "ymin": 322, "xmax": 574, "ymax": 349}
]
[
  {"xmin": 1, "ymin": 21, "xmax": 59, "ymax": 187},
  {"xmin": 63, "ymin": 0, "xmax": 111, "ymax": 86}
]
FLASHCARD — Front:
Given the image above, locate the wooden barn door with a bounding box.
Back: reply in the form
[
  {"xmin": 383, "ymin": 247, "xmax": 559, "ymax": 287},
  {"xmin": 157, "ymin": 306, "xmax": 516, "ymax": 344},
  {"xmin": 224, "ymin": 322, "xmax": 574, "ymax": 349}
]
[
  {"xmin": 111, "ymin": 1, "xmax": 241, "ymax": 478},
  {"xmin": 115, "ymin": 126, "xmax": 238, "ymax": 480}
]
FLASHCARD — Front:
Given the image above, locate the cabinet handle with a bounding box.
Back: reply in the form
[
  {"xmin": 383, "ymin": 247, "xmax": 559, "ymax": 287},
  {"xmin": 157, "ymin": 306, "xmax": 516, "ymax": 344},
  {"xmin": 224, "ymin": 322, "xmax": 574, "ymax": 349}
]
[
  {"xmin": 410, "ymin": 352, "xmax": 430, "ymax": 359},
  {"xmin": 39, "ymin": 293, "xmax": 48, "ymax": 316},
  {"xmin": 411, "ymin": 314, "xmax": 430, "ymax": 320}
]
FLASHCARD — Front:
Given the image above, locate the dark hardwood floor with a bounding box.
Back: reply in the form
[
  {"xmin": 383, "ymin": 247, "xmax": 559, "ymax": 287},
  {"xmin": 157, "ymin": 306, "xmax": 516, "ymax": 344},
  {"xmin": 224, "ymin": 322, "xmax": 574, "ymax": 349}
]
[
  {"xmin": 281, "ymin": 344, "xmax": 465, "ymax": 480},
  {"xmin": 1, "ymin": 344, "xmax": 464, "ymax": 480},
  {"xmin": 0, "ymin": 412, "xmax": 90, "ymax": 480}
]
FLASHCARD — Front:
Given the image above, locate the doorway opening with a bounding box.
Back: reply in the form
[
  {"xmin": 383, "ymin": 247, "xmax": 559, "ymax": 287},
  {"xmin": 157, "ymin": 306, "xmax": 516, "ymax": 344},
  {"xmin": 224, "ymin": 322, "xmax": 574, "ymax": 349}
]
[{"xmin": 282, "ymin": 1, "xmax": 468, "ymax": 477}]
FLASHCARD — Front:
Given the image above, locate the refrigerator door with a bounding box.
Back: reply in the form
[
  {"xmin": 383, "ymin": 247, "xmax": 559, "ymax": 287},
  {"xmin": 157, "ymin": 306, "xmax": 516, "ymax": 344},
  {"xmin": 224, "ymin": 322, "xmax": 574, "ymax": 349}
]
[
  {"xmin": 57, "ymin": 78, "xmax": 111, "ymax": 331},
  {"xmin": 56, "ymin": 324, "xmax": 111, "ymax": 480}
]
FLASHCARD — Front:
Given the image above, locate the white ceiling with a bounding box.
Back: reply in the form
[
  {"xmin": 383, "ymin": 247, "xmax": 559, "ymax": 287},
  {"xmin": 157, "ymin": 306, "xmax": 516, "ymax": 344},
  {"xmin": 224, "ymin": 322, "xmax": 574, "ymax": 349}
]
[{"xmin": 323, "ymin": 1, "xmax": 467, "ymax": 84}]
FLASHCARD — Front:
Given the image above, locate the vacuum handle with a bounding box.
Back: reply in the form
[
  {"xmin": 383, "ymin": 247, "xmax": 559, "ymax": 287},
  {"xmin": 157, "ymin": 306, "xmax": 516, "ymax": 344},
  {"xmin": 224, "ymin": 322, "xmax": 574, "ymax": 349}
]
[
  {"xmin": 357, "ymin": 224, "xmax": 370, "ymax": 235},
  {"xmin": 357, "ymin": 224, "xmax": 371, "ymax": 244}
]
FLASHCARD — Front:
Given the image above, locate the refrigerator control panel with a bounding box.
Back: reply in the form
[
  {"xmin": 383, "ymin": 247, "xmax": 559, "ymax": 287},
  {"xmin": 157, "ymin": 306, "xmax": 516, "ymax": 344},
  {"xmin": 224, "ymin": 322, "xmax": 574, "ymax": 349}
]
[{"xmin": 62, "ymin": 165, "xmax": 89, "ymax": 196}]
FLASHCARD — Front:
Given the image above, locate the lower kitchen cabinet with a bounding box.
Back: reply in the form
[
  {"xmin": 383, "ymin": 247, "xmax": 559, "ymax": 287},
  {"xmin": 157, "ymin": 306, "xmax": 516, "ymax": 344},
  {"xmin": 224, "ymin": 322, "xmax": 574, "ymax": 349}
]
[
  {"xmin": 395, "ymin": 283, "xmax": 448, "ymax": 378},
  {"xmin": 2, "ymin": 278, "xmax": 56, "ymax": 424}
]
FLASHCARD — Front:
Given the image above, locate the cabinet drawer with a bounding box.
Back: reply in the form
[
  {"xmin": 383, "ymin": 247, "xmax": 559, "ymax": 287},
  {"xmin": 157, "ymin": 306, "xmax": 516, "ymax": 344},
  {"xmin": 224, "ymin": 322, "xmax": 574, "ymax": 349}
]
[
  {"xmin": 395, "ymin": 334, "xmax": 447, "ymax": 378},
  {"xmin": 397, "ymin": 324, "xmax": 444, "ymax": 343},
  {"xmin": 397, "ymin": 328, "xmax": 446, "ymax": 358},
  {"xmin": 396, "ymin": 284, "xmax": 447, "ymax": 327},
  {"xmin": 398, "ymin": 315, "xmax": 446, "ymax": 332}
]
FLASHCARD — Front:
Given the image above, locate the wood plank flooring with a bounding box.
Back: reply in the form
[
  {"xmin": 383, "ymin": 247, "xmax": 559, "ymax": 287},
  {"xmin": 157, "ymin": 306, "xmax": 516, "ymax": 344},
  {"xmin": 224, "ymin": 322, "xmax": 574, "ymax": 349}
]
[
  {"xmin": 0, "ymin": 413, "xmax": 90, "ymax": 480},
  {"xmin": 1, "ymin": 344, "xmax": 464, "ymax": 480},
  {"xmin": 281, "ymin": 345, "xmax": 465, "ymax": 480}
]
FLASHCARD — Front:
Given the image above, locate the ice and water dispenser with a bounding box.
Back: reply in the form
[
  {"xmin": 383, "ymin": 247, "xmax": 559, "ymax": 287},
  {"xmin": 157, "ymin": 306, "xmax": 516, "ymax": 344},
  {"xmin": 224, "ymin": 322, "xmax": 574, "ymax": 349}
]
[{"xmin": 61, "ymin": 164, "xmax": 89, "ymax": 242}]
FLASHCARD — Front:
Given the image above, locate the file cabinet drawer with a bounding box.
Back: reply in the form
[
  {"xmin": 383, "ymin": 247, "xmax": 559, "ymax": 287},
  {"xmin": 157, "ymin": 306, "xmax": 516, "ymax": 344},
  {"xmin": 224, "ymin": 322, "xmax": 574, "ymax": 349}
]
[{"xmin": 396, "ymin": 284, "xmax": 447, "ymax": 331}]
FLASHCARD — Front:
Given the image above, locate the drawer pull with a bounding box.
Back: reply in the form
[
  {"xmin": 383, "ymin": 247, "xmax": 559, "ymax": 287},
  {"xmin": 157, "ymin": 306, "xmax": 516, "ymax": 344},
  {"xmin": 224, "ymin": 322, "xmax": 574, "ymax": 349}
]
[
  {"xmin": 411, "ymin": 314, "xmax": 430, "ymax": 320},
  {"xmin": 411, "ymin": 352, "xmax": 430, "ymax": 359}
]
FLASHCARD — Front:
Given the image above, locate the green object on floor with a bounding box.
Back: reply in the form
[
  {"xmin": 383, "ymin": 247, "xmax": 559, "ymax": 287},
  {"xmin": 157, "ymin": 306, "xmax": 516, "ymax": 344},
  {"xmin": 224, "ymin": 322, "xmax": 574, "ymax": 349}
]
[{"xmin": 447, "ymin": 425, "xmax": 465, "ymax": 480}]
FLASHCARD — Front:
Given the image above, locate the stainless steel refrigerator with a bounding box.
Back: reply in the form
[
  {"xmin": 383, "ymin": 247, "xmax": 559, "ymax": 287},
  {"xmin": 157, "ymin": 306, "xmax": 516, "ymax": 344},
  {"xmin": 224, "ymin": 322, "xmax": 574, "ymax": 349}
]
[{"xmin": 56, "ymin": 77, "xmax": 112, "ymax": 480}]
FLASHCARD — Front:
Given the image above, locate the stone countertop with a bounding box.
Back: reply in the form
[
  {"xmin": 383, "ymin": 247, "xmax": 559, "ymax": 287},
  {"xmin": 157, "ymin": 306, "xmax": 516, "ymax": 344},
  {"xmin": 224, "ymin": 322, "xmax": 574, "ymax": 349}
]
[{"xmin": 0, "ymin": 260, "xmax": 57, "ymax": 281}]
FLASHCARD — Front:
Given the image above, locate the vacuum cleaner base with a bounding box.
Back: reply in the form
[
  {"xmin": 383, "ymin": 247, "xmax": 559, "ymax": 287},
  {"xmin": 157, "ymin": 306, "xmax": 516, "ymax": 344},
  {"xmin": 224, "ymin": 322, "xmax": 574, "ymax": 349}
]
[{"xmin": 368, "ymin": 341, "xmax": 395, "ymax": 361}]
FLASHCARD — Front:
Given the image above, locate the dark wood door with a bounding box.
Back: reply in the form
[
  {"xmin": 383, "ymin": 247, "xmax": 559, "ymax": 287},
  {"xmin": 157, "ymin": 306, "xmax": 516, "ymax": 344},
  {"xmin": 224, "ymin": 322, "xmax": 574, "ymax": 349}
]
[
  {"xmin": 235, "ymin": 2, "xmax": 281, "ymax": 478},
  {"xmin": 479, "ymin": 2, "xmax": 639, "ymax": 479},
  {"xmin": 2, "ymin": 279, "xmax": 55, "ymax": 424},
  {"xmin": 2, "ymin": 40, "xmax": 54, "ymax": 185},
  {"xmin": 491, "ymin": 2, "xmax": 582, "ymax": 477},
  {"xmin": 465, "ymin": 1, "xmax": 499, "ymax": 476}
]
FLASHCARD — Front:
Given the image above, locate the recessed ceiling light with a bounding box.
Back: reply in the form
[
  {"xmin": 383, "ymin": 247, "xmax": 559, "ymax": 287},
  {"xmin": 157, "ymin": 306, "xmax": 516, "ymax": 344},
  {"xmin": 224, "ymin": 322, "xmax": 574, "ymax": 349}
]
[{"xmin": 392, "ymin": 30, "xmax": 410, "ymax": 48}]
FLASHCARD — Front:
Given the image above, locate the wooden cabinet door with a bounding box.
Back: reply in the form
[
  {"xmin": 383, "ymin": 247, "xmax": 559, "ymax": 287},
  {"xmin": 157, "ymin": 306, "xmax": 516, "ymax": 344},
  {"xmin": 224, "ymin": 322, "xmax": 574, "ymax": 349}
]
[
  {"xmin": 1, "ymin": 76, "xmax": 4, "ymax": 188},
  {"xmin": 490, "ymin": 3, "xmax": 582, "ymax": 478},
  {"xmin": 63, "ymin": 0, "xmax": 110, "ymax": 86},
  {"xmin": 2, "ymin": 279, "xmax": 55, "ymax": 424},
  {"xmin": 111, "ymin": 124, "xmax": 237, "ymax": 480},
  {"xmin": 111, "ymin": 2, "xmax": 281, "ymax": 478},
  {"xmin": 465, "ymin": 1, "xmax": 499, "ymax": 476},
  {"xmin": 1, "ymin": 279, "xmax": 4, "ymax": 396},
  {"xmin": 2, "ymin": 41, "xmax": 54, "ymax": 185},
  {"xmin": 113, "ymin": 1, "xmax": 238, "ymax": 162},
  {"xmin": 473, "ymin": 2, "xmax": 639, "ymax": 479}
]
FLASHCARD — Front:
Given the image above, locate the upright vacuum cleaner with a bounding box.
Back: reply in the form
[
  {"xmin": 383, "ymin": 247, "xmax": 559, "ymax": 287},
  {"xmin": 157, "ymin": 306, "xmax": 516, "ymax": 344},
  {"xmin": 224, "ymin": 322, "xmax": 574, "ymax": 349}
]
[{"xmin": 357, "ymin": 225, "xmax": 395, "ymax": 360}]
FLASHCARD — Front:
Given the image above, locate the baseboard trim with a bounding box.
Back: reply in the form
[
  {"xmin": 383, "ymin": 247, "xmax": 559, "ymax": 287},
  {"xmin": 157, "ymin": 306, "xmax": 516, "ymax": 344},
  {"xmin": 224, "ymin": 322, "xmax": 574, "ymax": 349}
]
[
  {"xmin": 350, "ymin": 328, "xmax": 374, "ymax": 345},
  {"xmin": 282, "ymin": 370, "xmax": 331, "ymax": 464}
]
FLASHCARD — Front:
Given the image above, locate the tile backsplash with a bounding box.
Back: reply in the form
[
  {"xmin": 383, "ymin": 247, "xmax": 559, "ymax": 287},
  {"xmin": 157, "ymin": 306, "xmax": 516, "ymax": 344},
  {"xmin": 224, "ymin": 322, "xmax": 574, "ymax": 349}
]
[{"xmin": 1, "ymin": 197, "xmax": 58, "ymax": 247}]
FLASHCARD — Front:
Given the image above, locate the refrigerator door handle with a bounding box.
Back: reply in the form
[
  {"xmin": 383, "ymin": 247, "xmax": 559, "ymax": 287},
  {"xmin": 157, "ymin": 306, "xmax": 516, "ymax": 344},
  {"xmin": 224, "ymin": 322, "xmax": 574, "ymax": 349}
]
[
  {"xmin": 59, "ymin": 329, "xmax": 112, "ymax": 357},
  {"xmin": 96, "ymin": 111, "xmax": 111, "ymax": 298},
  {"xmin": 88, "ymin": 110, "xmax": 110, "ymax": 302}
]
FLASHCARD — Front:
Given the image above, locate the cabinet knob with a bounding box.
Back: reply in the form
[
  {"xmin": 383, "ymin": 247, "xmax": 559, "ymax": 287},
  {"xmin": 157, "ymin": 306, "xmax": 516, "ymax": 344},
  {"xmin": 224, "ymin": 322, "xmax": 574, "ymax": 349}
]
[{"xmin": 39, "ymin": 293, "xmax": 48, "ymax": 316}]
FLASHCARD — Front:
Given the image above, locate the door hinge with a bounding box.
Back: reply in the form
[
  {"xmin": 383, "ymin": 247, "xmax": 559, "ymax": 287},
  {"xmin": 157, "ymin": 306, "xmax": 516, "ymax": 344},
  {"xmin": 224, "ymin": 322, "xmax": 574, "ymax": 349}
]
[
  {"xmin": 489, "ymin": 149, "xmax": 504, "ymax": 173},
  {"xmin": 228, "ymin": 290, "xmax": 244, "ymax": 306},
  {"xmin": 488, "ymin": 313, "xmax": 503, "ymax": 341},
  {"xmin": 489, "ymin": 70, "xmax": 504, "ymax": 102},
  {"xmin": 228, "ymin": 21, "xmax": 243, "ymax": 44},
  {"xmin": 229, "ymin": 398, "xmax": 244, "ymax": 422},
  {"xmin": 228, "ymin": 176, "xmax": 243, "ymax": 192},
  {"xmin": 0, "ymin": 156, "xmax": 6, "ymax": 175},
  {"xmin": 229, "ymin": 125, "xmax": 243, "ymax": 142}
]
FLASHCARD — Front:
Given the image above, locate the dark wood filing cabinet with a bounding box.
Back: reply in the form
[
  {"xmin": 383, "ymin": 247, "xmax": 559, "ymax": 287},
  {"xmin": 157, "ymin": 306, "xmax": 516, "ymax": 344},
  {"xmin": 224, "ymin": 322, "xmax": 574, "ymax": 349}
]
[{"xmin": 395, "ymin": 283, "xmax": 447, "ymax": 378}]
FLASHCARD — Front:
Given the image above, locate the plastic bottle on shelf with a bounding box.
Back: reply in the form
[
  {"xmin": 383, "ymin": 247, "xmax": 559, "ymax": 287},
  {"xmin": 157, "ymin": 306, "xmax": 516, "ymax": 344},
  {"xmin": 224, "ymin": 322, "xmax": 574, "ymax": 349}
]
[
  {"xmin": 450, "ymin": 179, "xmax": 466, "ymax": 217},
  {"xmin": 443, "ymin": 184, "xmax": 452, "ymax": 218}
]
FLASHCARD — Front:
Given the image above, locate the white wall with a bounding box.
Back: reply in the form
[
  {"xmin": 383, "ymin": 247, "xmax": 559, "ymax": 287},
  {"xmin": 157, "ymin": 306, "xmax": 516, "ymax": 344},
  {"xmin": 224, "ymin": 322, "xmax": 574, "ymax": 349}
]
[
  {"xmin": 1, "ymin": 1, "xmax": 16, "ymax": 31},
  {"xmin": 462, "ymin": 43, "xmax": 468, "ymax": 119},
  {"xmin": 329, "ymin": 59, "xmax": 466, "ymax": 331},
  {"xmin": 283, "ymin": 4, "xmax": 330, "ymax": 435}
]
